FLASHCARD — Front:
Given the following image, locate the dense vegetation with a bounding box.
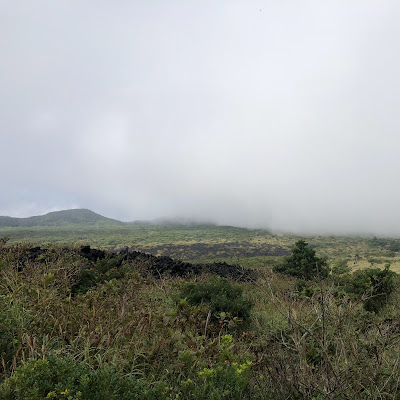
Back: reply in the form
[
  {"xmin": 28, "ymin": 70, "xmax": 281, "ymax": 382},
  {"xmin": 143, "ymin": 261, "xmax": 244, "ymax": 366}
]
[{"xmin": 1, "ymin": 236, "xmax": 400, "ymax": 399}]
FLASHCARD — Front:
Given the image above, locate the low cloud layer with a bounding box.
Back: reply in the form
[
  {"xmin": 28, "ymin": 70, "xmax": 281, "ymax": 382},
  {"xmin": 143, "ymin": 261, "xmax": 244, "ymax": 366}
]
[{"xmin": 2, "ymin": 1, "xmax": 400, "ymax": 235}]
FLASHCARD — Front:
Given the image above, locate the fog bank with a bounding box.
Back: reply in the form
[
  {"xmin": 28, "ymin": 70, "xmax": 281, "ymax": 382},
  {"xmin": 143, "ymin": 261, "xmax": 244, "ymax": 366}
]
[{"xmin": 2, "ymin": 1, "xmax": 400, "ymax": 235}]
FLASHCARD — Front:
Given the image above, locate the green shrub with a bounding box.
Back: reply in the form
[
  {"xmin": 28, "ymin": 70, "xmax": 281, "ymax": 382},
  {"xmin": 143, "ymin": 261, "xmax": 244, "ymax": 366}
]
[
  {"xmin": 273, "ymin": 240, "xmax": 329, "ymax": 280},
  {"xmin": 294, "ymin": 279, "xmax": 314, "ymax": 297},
  {"xmin": 177, "ymin": 277, "xmax": 252, "ymax": 323},
  {"xmin": 388, "ymin": 241, "xmax": 400, "ymax": 252},
  {"xmin": 0, "ymin": 356, "xmax": 165, "ymax": 400},
  {"xmin": 0, "ymin": 237, "xmax": 9, "ymax": 248},
  {"xmin": 342, "ymin": 264, "xmax": 396, "ymax": 313},
  {"xmin": 72, "ymin": 255, "xmax": 127, "ymax": 295},
  {"xmin": 176, "ymin": 334, "xmax": 252, "ymax": 400}
]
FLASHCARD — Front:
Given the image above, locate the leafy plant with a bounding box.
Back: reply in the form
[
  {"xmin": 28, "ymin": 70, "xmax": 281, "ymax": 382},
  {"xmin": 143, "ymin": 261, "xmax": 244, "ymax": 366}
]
[
  {"xmin": 294, "ymin": 279, "xmax": 314, "ymax": 297},
  {"xmin": 176, "ymin": 334, "xmax": 252, "ymax": 400}
]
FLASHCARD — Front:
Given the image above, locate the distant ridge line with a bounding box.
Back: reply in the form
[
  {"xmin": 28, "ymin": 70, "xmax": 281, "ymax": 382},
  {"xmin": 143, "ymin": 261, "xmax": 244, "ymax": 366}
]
[
  {"xmin": 0, "ymin": 208, "xmax": 122, "ymax": 228},
  {"xmin": 0, "ymin": 208, "xmax": 217, "ymax": 228}
]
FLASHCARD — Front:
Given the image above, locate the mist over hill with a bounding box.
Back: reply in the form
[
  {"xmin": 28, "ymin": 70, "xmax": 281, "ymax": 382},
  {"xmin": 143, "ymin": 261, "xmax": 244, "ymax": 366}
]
[
  {"xmin": 128, "ymin": 216, "xmax": 217, "ymax": 226},
  {"xmin": 0, "ymin": 209, "xmax": 217, "ymax": 228},
  {"xmin": 0, "ymin": 209, "xmax": 123, "ymax": 228}
]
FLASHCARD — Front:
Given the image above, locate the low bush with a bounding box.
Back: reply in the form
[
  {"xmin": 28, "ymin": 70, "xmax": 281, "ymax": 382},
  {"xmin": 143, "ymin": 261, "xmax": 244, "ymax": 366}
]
[
  {"xmin": 331, "ymin": 259, "xmax": 351, "ymax": 275},
  {"xmin": 0, "ymin": 356, "xmax": 165, "ymax": 400},
  {"xmin": 176, "ymin": 334, "xmax": 252, "ymax": 400},
  {"xmin": 341, "ymin": 264, "xmax": 396, "ymax": 313},
  {"xmin": 72, "ymin": 255, "xmax": 127, "ymax": 295},
  {"xmin": 177, "ymin": 276, "xmax": 253, "ymax": 323}
]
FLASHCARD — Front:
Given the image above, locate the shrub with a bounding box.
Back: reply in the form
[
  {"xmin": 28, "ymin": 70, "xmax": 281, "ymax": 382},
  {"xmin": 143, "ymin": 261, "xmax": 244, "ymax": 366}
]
[
  {"xmin": 0, "ymin": 356, "xmax": 165, "ymax": 400},
  {"xmin": 72, "ymin": 255, "xmax": 127, "ymax": 295},
  {"xmin": 273, "ymin": 240, "xmax": 329, "ymax": 280},
  {"xmin": 177, "ymin": 277, "xmax": 253, "ymax": 323},
  {"xmin": 389, "ymin": 241, "xmax": 400, "ymax": 252},
  {"xmin": 342, "ymin": 264, "xmax": 396, "ymax": 313},
  {"xmin": 178, "ymin": 334, "xmax": 252, "ymax": 400},
  {"xmin": 294, "ymin": 279, "xmax": 314, "ymax": 297}
]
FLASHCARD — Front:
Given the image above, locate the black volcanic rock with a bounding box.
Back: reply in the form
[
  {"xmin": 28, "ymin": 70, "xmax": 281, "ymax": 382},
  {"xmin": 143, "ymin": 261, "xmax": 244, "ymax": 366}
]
[
  {"xmin": 78, "ymin": 246, "xmax": 255, "ymax": 281},
  {"xmin": 79, "ymin": 245, "xmax": 107, "ymax": 262},
  {"xmin": 8, "ymin": 244, "xmax": 256, "ymax": 282}
]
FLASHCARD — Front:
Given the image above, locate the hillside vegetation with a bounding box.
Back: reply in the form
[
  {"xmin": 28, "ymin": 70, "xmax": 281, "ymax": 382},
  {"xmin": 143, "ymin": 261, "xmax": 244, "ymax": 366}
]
[{"xmin": 0, "ymin": 209, "xmax": 122, "ymax": 228}]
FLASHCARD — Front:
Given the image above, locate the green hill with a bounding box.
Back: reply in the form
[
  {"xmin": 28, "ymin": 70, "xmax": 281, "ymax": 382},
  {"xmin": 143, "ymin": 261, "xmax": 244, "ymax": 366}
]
[{"xmin": 0, "ymin": 209, "xmax": 123, "ymax": 227}]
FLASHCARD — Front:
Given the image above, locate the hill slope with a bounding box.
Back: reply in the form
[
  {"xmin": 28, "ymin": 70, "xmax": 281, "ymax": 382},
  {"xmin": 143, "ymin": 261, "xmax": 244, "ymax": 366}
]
[{"xmin": 0, "ymin": 209, "xmax": 123, "ymax": 227}]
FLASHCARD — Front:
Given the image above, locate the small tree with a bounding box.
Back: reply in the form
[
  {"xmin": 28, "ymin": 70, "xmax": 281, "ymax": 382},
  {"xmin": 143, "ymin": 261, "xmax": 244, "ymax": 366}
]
[{"xmin": 273, "ymin": 240, "xmax": 329, "ymax": 280}]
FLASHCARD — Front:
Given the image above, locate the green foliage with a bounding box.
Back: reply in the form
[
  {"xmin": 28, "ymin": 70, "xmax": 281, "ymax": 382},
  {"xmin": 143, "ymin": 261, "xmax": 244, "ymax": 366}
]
[
  {"xmin": 331, "ymin": 259, "xmax": 351, "ymax": 275},
  {"xmin": 341, "ymin": 264, "xmax": 396, "ymax": 312},
  {"xmin": 72, "ymin": 255, "xmax": 127, "ymax": 295},
  {"xmin": 0, "ymin": 236, "xmax": 9, "ymax": 248},
  {"xmin": 369, "ymin": 237, "xmax": 400, "ymax": 252},
  {"xmin": 177, "ymin": 334, "xmax": 252, "ymax": 400},
  {"xmin": 294, "ymin": 279, "xmax": 314, "ymax": 297},
  {"xmin": 0, "ymin": 306, "xmax": 33, "ymax": 372},
  {"xmin": 177, "ymin": 277, "xmax": 253, "ymax": 323},
  {"xmin": 273, "ymin": 240, "xmax": 329, "ymax": 280},
  {"xmin": 388, "ymin": 241, "xmax": 400, "ymax": 252},
  {"xmin": 0, "ymin": 356, "xmax": 164, "ymax": 400},
  {"xmin": 0, "ymin": 257, "xmax": 33, "ymax": 372}
]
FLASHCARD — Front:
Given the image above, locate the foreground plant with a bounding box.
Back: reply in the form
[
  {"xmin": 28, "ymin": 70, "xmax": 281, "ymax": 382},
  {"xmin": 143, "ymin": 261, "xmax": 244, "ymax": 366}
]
[{"xmin": 0, "ymin": 356, "xmax": 165, "ymax": 400}]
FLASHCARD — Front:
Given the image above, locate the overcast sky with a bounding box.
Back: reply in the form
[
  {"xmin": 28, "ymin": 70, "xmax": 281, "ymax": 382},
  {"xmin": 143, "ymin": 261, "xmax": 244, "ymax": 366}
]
[{"xmin": 1, "ymin": 1, "xmax": 400, "ymax": 235}]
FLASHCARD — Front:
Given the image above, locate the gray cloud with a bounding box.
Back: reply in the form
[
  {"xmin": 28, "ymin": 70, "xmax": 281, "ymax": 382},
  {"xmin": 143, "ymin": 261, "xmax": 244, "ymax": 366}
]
[{"xmin": 2, "ymin": 1, "xmax": 400, "ymax": 235}]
